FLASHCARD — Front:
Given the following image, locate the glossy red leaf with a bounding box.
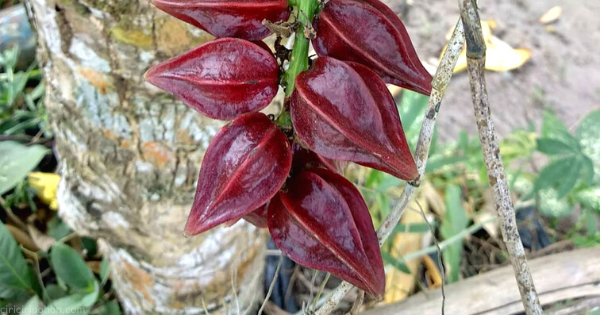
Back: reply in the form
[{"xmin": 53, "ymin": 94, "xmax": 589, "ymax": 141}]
[
  {"xmin": 291, "ymin": 57, "xmax": 418, "ymax": 180},
  {"xmin": 145, "ymin": 38, "xmax": 279, "ymax": 120},
  {"xmin": 152, "ymin": 0, "xmax": 290, "ymax": 40},
  {"xmin": 185, "ymin": 112, "xmax": 292, "ymax": 236},
  {"xmin": 242, "ymin": 203, "xmax": 269, "ymax": 228},
  {"xmin": 312, "ymin": 0, "xmax": 432, "ymax": 95},
  {"xmin": 268, "ymin": 168, "xmax": 385, "ymax": 296},
  {"xmin": 291, "ymin": 143, "xmax": 341, "ymax": 174}
]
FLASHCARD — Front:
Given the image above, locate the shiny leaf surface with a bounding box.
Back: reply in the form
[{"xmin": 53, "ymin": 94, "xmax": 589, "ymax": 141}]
[
  {"xmin": 152, "ymin": 0, "xmax": 290, "ymax": 40},
  {"xmin": 145, "ymin": 38, "xmax": 279, "ymax": 120},
  {"xmin": 291, "ymin": 57, "xmax": 418, "ymax": 180},
  {"xmin": 185, "ymin": 113, "xmax": 292, "ymax": 236},
  {"xmin": 312, "ymin": 0, "xmax": 432, "ymax": 95},
  {"xmin": 242, "ymin": 203, "xmax": 269, "ymax": 228},
  {"xmin": 268, "ymin": 169, "xmax": 385, "ymax": 296},
  {"xmin": 291, "ymin": 142, "xmax": 341, "ymax": 175}
]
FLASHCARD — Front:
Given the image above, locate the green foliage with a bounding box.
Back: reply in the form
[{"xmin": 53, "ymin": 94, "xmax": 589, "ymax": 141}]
[
  {"xmin": 535, "ymin": 110, "xmax": 600, "ymax": 217},
  {"xmin": 0, "ymin": 141, "xmax": 49, "ymax": 195},
  {"xmin": 0, "ymin": 47, "xmax": 49, "ymax": 138},
  {"xmin": 0, "ymin": 222, "xmax": 38, "ymax": 299},
  {"xmin": 0, "ymin": 38, "xmax": 122, "ymax": 315},
  {"xmin": 41, "ymin": 282, "xmax": 99, "ymax": 315},
  {"xmin": 440, "ymin": 185, "xmax": 469, "ymax": 283},
  {"xmin": 47, "ymin": 217, "xmax": 73, "ymax": 241},
  {"xmin": 382, "ymin": 252, "xmax": 411, "ymax": 274},
  {"xmin": 364, "ymin": 91, "xmax": 600, "ymax": 286},
  {"xmin": 97, "ymin": 300, "xmax": 122, "ymax": 315},
  {"xmin": 0, "ymin": 220, "xmax": 116, "ymax": 313},
  {"xmin": 50, "ymin": 243, "xmax": 96, "ymax": 292},
  {"xmin": 20, "ymin": 296, "xmax": 41, "ymax": 315}
]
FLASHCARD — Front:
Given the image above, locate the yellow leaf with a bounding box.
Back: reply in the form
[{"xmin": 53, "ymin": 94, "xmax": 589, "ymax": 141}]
[
  {"xmin": 384, "ymin": 197, "xmax": 429, "ymax": 303},
  {"xmin": 27, "ymin": 172, "xmax": 60, "ymax": 210},
  {"xmin": 539, "ymin": 6, "xmax": 562, "ymax": 25},
  {"xmin": 485, "ymin": 37, "xmax": 532, "ymax": 72},
  {"xmin": 441, "ymin": 20, "xmax": 531, "ymax": 74}
]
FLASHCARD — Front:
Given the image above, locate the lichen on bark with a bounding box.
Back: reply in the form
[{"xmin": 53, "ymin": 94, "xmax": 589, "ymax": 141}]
[{"xmin": 25, "ymin": 0, "xmax": 267, "ymax": 313}]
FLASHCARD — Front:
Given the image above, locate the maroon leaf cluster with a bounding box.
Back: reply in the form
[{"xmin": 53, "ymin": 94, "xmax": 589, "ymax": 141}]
[{"xmin": 146, "ymin": 0, "xmax": 431, "ymax": 297}]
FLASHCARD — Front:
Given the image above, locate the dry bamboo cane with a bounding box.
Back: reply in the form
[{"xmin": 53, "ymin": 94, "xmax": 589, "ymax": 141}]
[{"xmin": 459, "ymin": 0, "xmax": 543, "ymax": 314}]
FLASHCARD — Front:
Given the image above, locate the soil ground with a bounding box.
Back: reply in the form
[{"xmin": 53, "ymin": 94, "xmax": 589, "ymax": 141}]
[{"xmin": 385, "ymin": 0, "xmax": 600, "ymax": 140}]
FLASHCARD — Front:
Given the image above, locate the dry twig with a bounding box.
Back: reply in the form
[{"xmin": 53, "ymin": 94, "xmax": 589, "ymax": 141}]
[{"xmin": 459, "ymin": 0, "xmax": 542, "ymax": 314}]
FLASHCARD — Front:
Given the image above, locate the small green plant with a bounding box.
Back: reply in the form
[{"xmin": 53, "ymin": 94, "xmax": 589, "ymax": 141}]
[
  {"xmin": 532, "ymin": 110, "xmax": 600, "ymax": 217},
  {"xmin": 362, "ymin": 90, "xmax": 600, "ymax": 284},
  {"xmin": 0, "ymin": 221, "xmax": 120, "ymax": 314}
]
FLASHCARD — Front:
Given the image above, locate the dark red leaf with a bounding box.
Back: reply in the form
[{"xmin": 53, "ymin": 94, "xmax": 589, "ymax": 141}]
[
  {"xmin": 291, "ymin": 143, "xmax": 341, "ymax": 174},
  {"xmin": 185, "ymin": 112, "xmax": 292, "ymax": 236},
  {"xmin": 145, "ymin": 38, "xmax": 279, "ymax": 120},
  {"xmin": 291, "ymin": 57, "xmax": 418, "ymax": 180},
  {"xmin": 242, "ymin": 203, "xmax": 269, "ymax": 228},
  {"xmin": 152, "ymin": 0, "xmax": 290, "ymax": 40},
  {"xmin": 268, "ymin": 169, "xmax": 385, "ymax": 296},
  {"xmin": 312, "ymin": 0, "xmax": 432, "ymax": 95}
]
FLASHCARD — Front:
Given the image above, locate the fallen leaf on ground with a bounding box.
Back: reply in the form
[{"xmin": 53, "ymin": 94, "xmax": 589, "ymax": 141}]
[
  {"xmin": 441, "ymin": 20, "xmax": 531, "ymax": 74},
  {"xmin": 384, "ymin": 196, "xmax": 430, "ymax": 303},
  {"xmin": 539, "ymin": 6, "xmax": 562, "ymax": 25}
]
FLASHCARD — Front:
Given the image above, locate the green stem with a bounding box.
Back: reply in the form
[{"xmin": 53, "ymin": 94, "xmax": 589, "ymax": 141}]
[{"xmin": 283, "ymin": 0, "xmax": 319, "ymax": 98}]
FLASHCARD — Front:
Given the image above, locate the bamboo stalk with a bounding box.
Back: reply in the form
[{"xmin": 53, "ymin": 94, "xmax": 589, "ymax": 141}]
[{"xmin": 459, "ymin": 0, "xmax": 543, "ymax": 314}]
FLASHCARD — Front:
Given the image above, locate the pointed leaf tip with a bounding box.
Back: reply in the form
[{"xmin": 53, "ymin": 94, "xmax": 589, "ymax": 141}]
[
  {"xmin": 145, "ymin": 38, "xmax": 279, "ymax": 120},
  {"xmin": 152, "ymin": 0, "xmax": 290, "ymax": 40},
  {"xmin": 268, "ymin": 169, "xmax": 385, "ymax": 296},
  {"xmin": 291, "ymin": 57, "xmax": 418, "ymax": 180},
  {"xmin": 312, "ymin": 0, "xmax": 432, "ymax": 95}
]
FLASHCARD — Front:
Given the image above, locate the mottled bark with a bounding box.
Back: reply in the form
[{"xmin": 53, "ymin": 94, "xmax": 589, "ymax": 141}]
[{"xmin": 24, "ymin": 0, "xmax": 267, "ymax": 314}]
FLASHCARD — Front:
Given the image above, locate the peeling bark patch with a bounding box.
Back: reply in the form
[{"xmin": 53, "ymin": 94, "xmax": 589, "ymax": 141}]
[
  {"xmin": 78, "ymin": 67, "xmax": 109, "ymax": 94},
  {"xmin": 120, "ymin": 260, "xmax": 155, "ymax": 305},
  {"xmin": 142, "ymin": 142, "xmax": 174, "ymax": 167}
]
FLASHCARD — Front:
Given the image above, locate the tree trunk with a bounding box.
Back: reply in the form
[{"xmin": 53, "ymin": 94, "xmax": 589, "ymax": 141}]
[{"xmin": 24, "ymin": 0, "xmax": 267, "ymax": 314}]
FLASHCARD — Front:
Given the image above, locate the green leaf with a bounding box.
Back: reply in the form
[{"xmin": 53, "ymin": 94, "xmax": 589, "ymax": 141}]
[
  {"xmin": 382, "ymin": 252, "xmax": 411, "ymax": 274},
  {"xmin": 581, "ymin": 155, "xmax": 595, "ymax": 186},
  {"xmin": 365, "ymin": 169, "xmax": 384, "ymax": 188},
  {"xmin": 535, "ymin": 157, "xmax": 576, "ymax": 192},
  {"xmin": 45, "ymin": 284, "xmax": 68, "ymax": 301},
  {"xmin": 100, "ymin": 257, "xmax": 110, "ymax": 286},
  {"xmin": 392, "ymin": 222, "xmax": 436, "ymax": 234},
  {"xmin": 20, "ymin": 295, "xmax": 41, "ymax": 315},
  {"xmin": 373, "ymin": 174, "xmax": 403, "ymax": 193},
  {"xmin": 536, "ymin": 138, "xmax": 577, "ymax": 156},
  {"xmin": 573, "ymin": 233, "xmax": 600, "ymax": 248},
  {"xmin": 398, "ymin": 90, "xmax": 429, "ymax": 150},
  {"xmin": 50, "ymin": 243, "xmax": 96, "ymax": 292},
  {"xmin": 556, "ymin": 158, "xmax": 582, "ymax": 198},
  {"xmin": 47, "ymin": 217, "xmax": 72, "ymax": 241},
  {"xmin": 542, "ymin": 111, "xmax": 578, "ymax": 146},
  {"xmin": 576, "ymin": 187, "xmax": 600, "ymax": 212},
  {"xmin": 376, "ymin": 194, "xmax": 390, "ymax": 219},
  {"xmin": 538, "ymin": 188, "xmax": 572, "ymax": 218},
  {"xmin": 577, "ymin": 110, "xmax": 600, "ymax": 181},
  {"xmin": 98, "ymin": 300, "xmax": 122, "ymax": 315},
  {"xmin": 41, "ymin": 281, "xmax": 99, "ymax": 315},
  {"xmin": 440, "ymin": 185, "xmax": 469, "ymax": 283},
  {"xmin": 0, "ymin": 141, "xmax": 49, "ymax": 195},
  {"xmin": 426, "ymin": 154, "xmax": 467, "ymax": 173},
  {"xmin": 0, "ymin": 222, "xmax": 37, "ymax": 299}
]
